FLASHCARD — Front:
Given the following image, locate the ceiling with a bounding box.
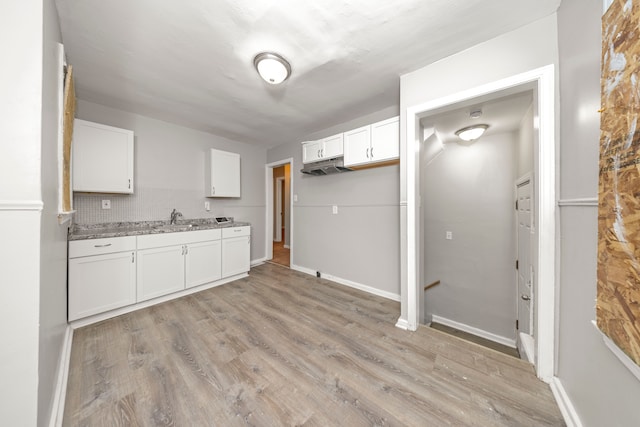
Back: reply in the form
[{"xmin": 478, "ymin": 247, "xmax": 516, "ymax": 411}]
[
  {"xmin": 55, "ymin": 0, "xmax": 560, "ymax": 148},
  {"xmin": 421, "ymin": 89, "xmax": 534, "ymax": 144}
]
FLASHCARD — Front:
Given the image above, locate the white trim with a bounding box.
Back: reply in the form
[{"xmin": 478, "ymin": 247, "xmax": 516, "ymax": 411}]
[
  {"xmin": 550, "ymin": 377, "xmax": 584, "ymax": 427},
  {"xmin": 290, "ymin": 264, "xmax": 401, "ymax": 302},
  {"xmin": 265, "ymin": 158, "xmax": 294, "ymax": 263},
  {"xmin": 603, "ymin": 0, "xmax": 613, "ymax": 14},
  {"xmin": 592, "ymin": 320, "xmax": 640, "ymax": 382},
  {"xmin": 404, "ymin": 64, "xmax": 556, "ymax": 382},
  {"xmin": 49, "ymin": 326, "xmax": 73, "ymax": 427},
  {"xmin": 519, "ymin": 332, "xmax": 535, "ymax": 363},
  {"xmin": 431, "ymin": 315, "xmax": 516, "ymax": 348},
  {"xmin": 70, "ymin": 273, "xmax": 248, "ymax": 328},
  {"xmin": 557, "ymin": 198, "xmax": 598, "ymax": 207},
  {"xmin": 395, "ymin": 318, "xmax": 410, "ymax": 330},
  {"xmin": 274, "ymin": 176, "xmax": 284, "ymax": 242},
  {"xmin": 0, "ymin": 200, "xmax": 44, "ymax": 211}
]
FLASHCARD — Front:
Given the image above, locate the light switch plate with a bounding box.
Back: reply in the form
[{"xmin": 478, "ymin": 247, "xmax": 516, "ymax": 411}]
[
  {"xmin": 332, "ymin": 205, "xmax": 338, "ymax": 214},
  {"xmin": 205, "ymin": 201, "xmax": 211, "ymax": 211},
  {"xmin": 446, "ymin": 231, "xmax": 452, "ymax": 240},
  {"xmin": 101, "ymin": 199, "xmax": 111, "ymax": 209}
]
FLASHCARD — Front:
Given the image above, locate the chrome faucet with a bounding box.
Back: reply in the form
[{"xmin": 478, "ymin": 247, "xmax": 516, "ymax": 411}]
[{"xmin": 170, "ymin": 209, "xmax": 183, "ymax": 224}]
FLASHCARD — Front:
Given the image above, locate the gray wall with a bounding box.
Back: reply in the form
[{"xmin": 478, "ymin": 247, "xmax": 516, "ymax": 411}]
[
  {"xmin": 74, "ymin": 100, "xmax": 267, "ymax": 262},
  {"xmin": 423, "ymin": 132, "xmax": 518, "ymax": 340},
  {"xmin": 39, "ymin": 0, "xmax": 70, "ymax": 425},
  {"xmin": 267, "ymin": 105, "xmax": 401, "ymax": 298},
  {"xmin": 556, "ymin": 0, "xmax": 640, "ymax": 425}
]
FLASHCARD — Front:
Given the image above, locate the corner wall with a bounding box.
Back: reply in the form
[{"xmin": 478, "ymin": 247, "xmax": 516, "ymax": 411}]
[{"xmin": 555, "ymin": 0, "xmax": 640, "ymax": 425}]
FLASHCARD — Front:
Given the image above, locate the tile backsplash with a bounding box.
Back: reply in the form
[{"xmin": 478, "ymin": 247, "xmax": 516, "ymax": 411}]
[{"xmin": 73, "ymin": 187, "xmax": 219, "ymax": 224}]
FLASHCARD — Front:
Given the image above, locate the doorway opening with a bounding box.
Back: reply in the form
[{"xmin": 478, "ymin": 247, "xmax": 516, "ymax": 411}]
[
  {"xmin": 403, "ymin": 65, "xmax": 556, "ymax": 381},
  {"xmin": 265, "ymin": 159, "xmax": 293, "ymax": 268},
  {"xmin": 419, "ymin": 89, "xmax": 534, "ymax": 361}
]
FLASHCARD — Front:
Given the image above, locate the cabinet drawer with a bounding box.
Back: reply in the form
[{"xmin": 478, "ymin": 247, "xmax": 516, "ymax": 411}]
[
  {"xmin": 222, "ymin": 226, "xmax": 250, "ymax": 238},
  {"xmin": 69, "ymin": 236, "xmax": 136, "ymax": 258},
  {"xmin": 137, "ymin": 229, "xmax": 221, "ymax": 249}
]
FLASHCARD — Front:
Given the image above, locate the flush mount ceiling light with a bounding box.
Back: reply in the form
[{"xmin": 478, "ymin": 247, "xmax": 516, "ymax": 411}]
[
  {"xmin": 455, "ymin": 124, "xmax": 489, "ymax": 142},
  {"xmin": 253, "ymin": 52, "xmax": 291, "ymax": 85}
]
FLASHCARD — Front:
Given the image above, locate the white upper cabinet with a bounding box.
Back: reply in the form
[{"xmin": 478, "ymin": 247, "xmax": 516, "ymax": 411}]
[
  {"xmin": 72, "ymin": 119, "xmax": 134, "ymax": 193},
  {"xmin": 302, "ymin": 133, "xmax": 344, "ymax": 164},
  {"xmin": 206, "ymin": 148, "xmax": 241, "ymax": 197},
  {"xmin": 344, "ymin": 116, "xmax": 399, "ymax": 167}
]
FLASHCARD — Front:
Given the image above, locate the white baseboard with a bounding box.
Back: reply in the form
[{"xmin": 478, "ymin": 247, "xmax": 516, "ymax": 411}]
[
  {"xmin": 49, "ymin": 326, "xmax": 73, "ymax": 427},
  {"xmin": 395, "ymin": 317, "xmax": 410, "ymax": 330},
  {"xmin": 290, "ymin": 264, "xmax": 401, "ymax": 302},
  {"xmin": 519, "ymin": 332, "xmax": 535, "ymax": 363},
  {"xmin": 550, "ymin": 376, "xmax": 583, "ymax": 427},
  {"xmin": 70, "ymin": 273, "xmax": 248, "ymax": 328},
  {"xmin": 251, "ymin": 257, "xmax": 267, "ymax": 267},
  {"xmin": 431, "ymin": 315, "xmax": 516, "ymax": 348}
]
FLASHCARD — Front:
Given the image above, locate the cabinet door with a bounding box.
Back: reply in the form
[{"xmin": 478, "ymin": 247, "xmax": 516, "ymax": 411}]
[
  {"xmin": 207, "ymin": 149, "xmax": 240, "ymax": 197},
  {"xmin": 222, "ymin": 236, "xmax": 250, "ymax": 278},
  {"xmin": 68, "ymin": 251, "xmax": 136, "ymax": 321},
  {"xmin": 72, "ymin": 119, "xmax": 134, "ymax": 193},
  {"xmin": 185, "ymin": 240, "xmax": 222, "ymax": 289},
  {"xmin": 302, "ymin": 141, "xmax": 323, "ymax": 164},
  {"xmin": 343, "ymin": 125, "xmax": 371, "ymax": 167},
  {"xmin": 370, "ymin": 116, "xmax": 399, "ymax": 163},
  {"xmin": 321, "ymin": 133, "xmax": 344, "ymax": 159},
  {"xmin": 137, "ymin": 245, "xmax": 185, "ymax": 302}
]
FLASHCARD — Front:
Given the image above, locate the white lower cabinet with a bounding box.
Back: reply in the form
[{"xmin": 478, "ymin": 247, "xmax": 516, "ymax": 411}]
[
  {"xmin": 69, "ymin": 227, "xmax": 250, "ymax": 321},
  {"xmin": 185, "ymin": 240, "xmax": 222, "ymax": 288},
  {"xmin": 222, "ymin": 226, "xmax": 250, "ymax": 278},
  {"xmin": 68, "ymin": 236, "xmax": 136, "ymax": 321},
  {"xmin": 136, "ymin": 245, "xmax": 186, "ymax": 302}
]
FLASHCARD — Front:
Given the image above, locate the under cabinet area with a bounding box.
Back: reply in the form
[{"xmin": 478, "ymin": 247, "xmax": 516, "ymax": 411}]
[
  {"xmin": 206, "ymin": 148, "xmax": 241, "ymax": 197},
  {"xmin": 72, "ymin": 119, "xmax": 134, "ymax": 193},
  {"xmin": 68, "ymin": 225, "xmax": 250, "ymax": 323},
  {"xmin": 68, "ymin": 236, "xmax": 136, "ymax": 321}
]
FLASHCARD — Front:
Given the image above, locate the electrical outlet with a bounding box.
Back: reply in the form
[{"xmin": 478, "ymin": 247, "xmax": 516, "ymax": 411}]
[
  {"xmin": 332, "ymin": 205, "xmax": 338, "ymax": 214},
  {"xmin": 101, "ymin": 199, "xmax": 111, "ymax": 209},
  {"xmin": 205, "ymin": 201, "xmax": 211, "ymax": 211},
  {"xmin": 446, "ymin": 231, "xmax": 453, "ymax": 240},
  {"xmin": 294, "ymin": 194, "xmax": 298, "ymax": 202},
  {"xmin": 316, "ymin": 271, "xmax": 321, "ymax": 278}
]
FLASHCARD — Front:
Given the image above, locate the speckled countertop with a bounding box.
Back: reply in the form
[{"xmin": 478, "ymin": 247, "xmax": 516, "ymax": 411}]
[{"xmin": 69, "ymin": 218, "xmax": 250, "ymax": 241}]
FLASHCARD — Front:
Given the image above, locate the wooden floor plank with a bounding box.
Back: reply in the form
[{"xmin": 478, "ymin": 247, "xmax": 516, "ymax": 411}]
[{"xmin": 64, "ymin": 263, "xmax": 564, "ymax": 426}]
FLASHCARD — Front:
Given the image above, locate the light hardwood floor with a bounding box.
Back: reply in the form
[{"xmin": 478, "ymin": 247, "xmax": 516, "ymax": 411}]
[{"xmin": 63, "ymin": 263, "xmax": 564, "ymax": 426}]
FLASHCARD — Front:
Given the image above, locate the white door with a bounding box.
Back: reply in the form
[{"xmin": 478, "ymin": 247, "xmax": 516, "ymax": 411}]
[
  {"xmin": 516, "ymin": 177, "xmax": 534, "ymax": 361},
  {"xmin": 185, "ymin": 240, "xmax": 222, "ymax": 289},
  {"xmin": 343, "ymin": 125, "xmax": 371, "ymax": 167},
  {"xmin": 370, "ymin": 116, "xmax": 399, "ymax": 163}
]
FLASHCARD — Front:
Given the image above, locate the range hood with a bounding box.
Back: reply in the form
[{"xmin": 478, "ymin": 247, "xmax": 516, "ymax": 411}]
[{"xmin": 300, "ymin": 157, "xmax": 353, "ymax": 176}]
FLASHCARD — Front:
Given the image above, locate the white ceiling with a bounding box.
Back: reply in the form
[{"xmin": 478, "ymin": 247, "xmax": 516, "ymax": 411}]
[
  {"xmin": 55, "ymin": 0, "xmax": 560, "ymax": 148},
  {"xmin": 421, "ymin": 89, "xmax": 534, "ymax": 144}
]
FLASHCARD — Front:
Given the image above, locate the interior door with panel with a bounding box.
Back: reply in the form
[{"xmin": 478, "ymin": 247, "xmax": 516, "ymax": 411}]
[{"xmin": 516, "ymin": 177, "xmax": 534, "ymax": 361}]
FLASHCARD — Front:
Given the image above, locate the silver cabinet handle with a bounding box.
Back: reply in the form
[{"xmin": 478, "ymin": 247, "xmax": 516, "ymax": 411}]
[
  {"xmin": 212, "ymin": 186, "xmax": 215, "ymax": 195},
  {"xmin": 185, "ymin": 245, "xmax": 189, "ymax": 255},
  {"xmin": 366, "ymin": 148, "xmax": 369, "ymax": 158},
  {"xmin": 181, "ymin": 245, "xmax": 185, "ymax": 255},
  {"xmin": 521, "ymin": 294, "xmax": 531, "ymax": 301},
  {"xmin": 370, "ymin": 147, "xmax": 373, "ymax": 158},
  {"xmin": 94, "ymin": 243, "xmax": 112, "ymax": 248},
  {"xmin": 128, "ymin": 179, "xmax": 131, "ymax": 189},
  {"xmin": 131, "ymin": 252, "xmax": 135, "ymax": 263}
]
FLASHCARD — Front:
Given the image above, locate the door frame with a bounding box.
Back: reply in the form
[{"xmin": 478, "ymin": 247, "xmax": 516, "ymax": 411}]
[
  {"xmin": 265, "ymin": 158, "xmax": 294, "ymax": 262},
  {"xmin": 274, "ymin": 177, "xmax": 285, "ymax": 242},
  {"xmin": 402, "ymin": 65, "xmax": 556, "ymax": 382}
]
